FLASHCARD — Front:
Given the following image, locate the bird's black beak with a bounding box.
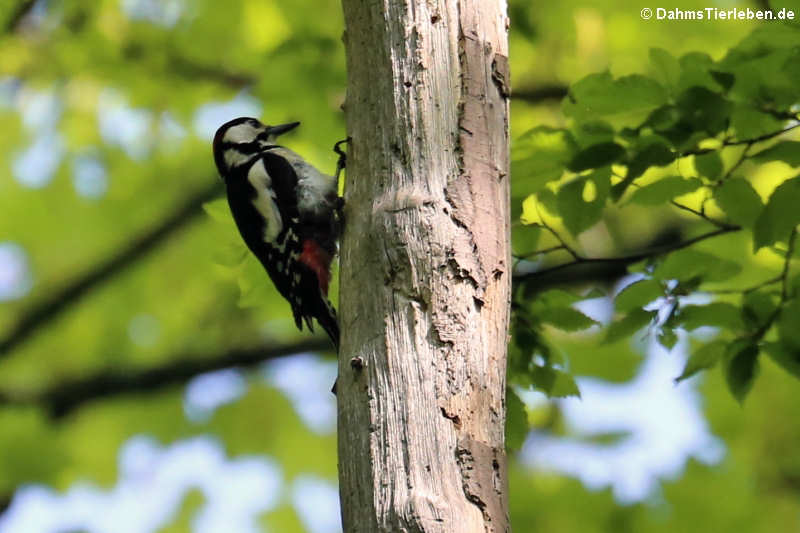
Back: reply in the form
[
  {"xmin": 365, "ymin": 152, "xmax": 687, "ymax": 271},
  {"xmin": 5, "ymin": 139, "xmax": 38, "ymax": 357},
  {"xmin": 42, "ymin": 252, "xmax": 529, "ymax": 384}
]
[{"xmin": 266, "ymin": 121, "xmax": 300, "ymax": 137}]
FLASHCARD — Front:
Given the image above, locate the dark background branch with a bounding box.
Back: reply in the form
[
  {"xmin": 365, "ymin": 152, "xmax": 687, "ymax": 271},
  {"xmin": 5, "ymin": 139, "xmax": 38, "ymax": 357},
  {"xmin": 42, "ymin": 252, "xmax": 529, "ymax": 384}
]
[
  {"xmin": 511, "ymin": 84, "xmax": 569, "ymax": 103},
  {"xmin": 0, "ymin": 338, "xmax": 332, "ymax": 418},
  {"xmin": 4, "ymin": 0, "xmax": 36, "ymax": 33},
  {"xmin": 0, "ymin": 181, "xmax": 224, "ymax": 357}
]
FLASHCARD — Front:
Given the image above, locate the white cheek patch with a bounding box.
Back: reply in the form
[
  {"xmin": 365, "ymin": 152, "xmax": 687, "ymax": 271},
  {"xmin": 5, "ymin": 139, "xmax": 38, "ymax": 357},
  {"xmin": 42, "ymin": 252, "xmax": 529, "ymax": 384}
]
[
  {"xmin": 247, "ymin": 160, "xmax": 283, "ymax": 243},
  {"xmin": 225, "ymin": 149, "xmax": 255, "ymax": 170},
  {"xmin": 223, "ymin": 123, "xmax": 260, "ymax": 144}
]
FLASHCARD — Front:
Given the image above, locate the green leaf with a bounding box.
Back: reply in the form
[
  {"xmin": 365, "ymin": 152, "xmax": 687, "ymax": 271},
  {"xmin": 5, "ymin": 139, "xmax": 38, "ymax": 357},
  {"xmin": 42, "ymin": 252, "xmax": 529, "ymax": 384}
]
[
  {"xmin": 725, "ymin": 342, "xmax": 760, "ymax": 404},
  {"xmin": 742, "ymin": 291, "xmax": 779, "ymax": 331},
  {"xmin": 717, "ymin": 26, "xmax": 800, "ymax": 107},
  {"xmin": 564, "ymin": 72, "xmax": 667, "ymax": 126},
  {"xmin": 511, "ymin": 126, "xmax": 577, "ymax": 196},
  {"xmin": 533, "ymin": 289, "xmax": 583, "ymax": 307},
  {"xmin": 694, "ymin": 152, "xmax": 723, "ymax": 180},
  {"xmin": 536, "ymin": 188, "xmax": 559, "ymax": 215},
  {"xmin": 512, "ymin": 224, "xmax": 542, "ymax": 256},
  {"xmin": 678, "ymin": 302, "xmax": 744, "ymax": 331},
  {"xmin": 572, "ymin": 121, "xmax": 615, "ymax": 148},
  {"xmin": 730, "ymin": 105, "xmax": 783, "ymax": 140},
  {"xmin": 567, "ymin": 142, "xmax": 625, "ymax": 172},
  {"xmin": 753, "ymin": 176, "xmax": 800, "ymax": 250},
  {"xmin": 626, "ymin": 141, "xmax": 677, "ymax": 180},
  {"xmin": 677, "ymin": 52, "xmax": 719, "ymax": 92},
  {"xmin": 676, "ymin": 339, "xmax": 727, "ymax": 382},
  {"xmin": 627, "ymin": 176, "xmax": 703, "ymax": 205},
  {"xmin": 505, "ymin": 388, "xmax": 529, "ymax": 451},
  {"xmin": 649, "ymin": 48, "xmax": 680, "ymax": 90},
  {"xmin": 763, "ymin": 342, "xmax": 800, "ymax": 380},
  {"xmin": 556, "ymin": 168, "xmax": 611, "ymax": 236},
  {"xmin": 612, "ymin": 141, "xmax": 676, "ymax": 200},
  {"xmin": 658, "ymin": 327, "xmax": 679, "ymax": 351},
  {"xmin": 750, "ymin": 141, "xmax": 800, "ymax": 167},
  {"xmin": 604, "ymin": 308, "xmax": 657, "ymax": 344},
  {"xmin": 654, "ymin": 249, "xmax": 741, "ymax": 283},
  {"xmin": 540, "ymin": 307, "xmax": 598, "ymax": 331},
  {"xmin": 531, "ymin": 366, "xmax": 581, "ymax": 398},
  {"xmin": 675, "ymin": 86, "xmax": 731, "ymax": 136},
  {"xmin": 709, "ymin": 70, "xmax": 735, "ymax": 92},
  {"xmin": 615, "ymin": 278, "xmax": 663, "ymax": 312},
  {"xmin": 714, "ymin": 178, "xmax": 763, "ymax": 228},
  {"xmin": 778, "ymin": 298, "xmax": 800, "ymax": 351},
  {"xmin": 644, "ymin": 105, "xmax": 680, "ymax": 131}
]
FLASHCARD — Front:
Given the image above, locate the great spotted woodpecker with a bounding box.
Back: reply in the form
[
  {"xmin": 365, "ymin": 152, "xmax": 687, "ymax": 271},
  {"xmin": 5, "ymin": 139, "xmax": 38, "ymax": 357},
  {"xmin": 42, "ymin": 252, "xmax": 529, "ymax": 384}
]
[{"xmin": 212, "ymin": 117, "xmax": 341, "ymax": 350}]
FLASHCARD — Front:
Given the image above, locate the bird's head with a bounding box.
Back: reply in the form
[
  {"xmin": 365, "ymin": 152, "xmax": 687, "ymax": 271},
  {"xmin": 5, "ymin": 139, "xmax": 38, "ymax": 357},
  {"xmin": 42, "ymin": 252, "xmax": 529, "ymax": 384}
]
[{"xmin": 212, "ymin": 117, "xmax": 300, "ymax": 177}]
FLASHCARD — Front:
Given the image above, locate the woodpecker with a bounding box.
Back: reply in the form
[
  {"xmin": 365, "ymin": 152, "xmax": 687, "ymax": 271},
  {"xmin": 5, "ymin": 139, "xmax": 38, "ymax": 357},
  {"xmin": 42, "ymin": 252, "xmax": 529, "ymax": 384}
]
[{"xmin": 212, "ymin": 117, "xmax": 341, "ymax": 350}]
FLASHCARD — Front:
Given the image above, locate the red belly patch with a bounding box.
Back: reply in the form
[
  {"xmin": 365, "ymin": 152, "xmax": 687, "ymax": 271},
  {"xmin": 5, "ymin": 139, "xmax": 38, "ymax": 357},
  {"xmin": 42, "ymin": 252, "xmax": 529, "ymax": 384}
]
[{"xmin": 299, "ymin": 239, "xmax": 332, "ymax": 294}]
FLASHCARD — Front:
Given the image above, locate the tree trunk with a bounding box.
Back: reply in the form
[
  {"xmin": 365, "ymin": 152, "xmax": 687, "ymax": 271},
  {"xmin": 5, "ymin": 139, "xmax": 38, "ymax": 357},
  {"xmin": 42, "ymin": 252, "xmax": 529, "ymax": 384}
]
[{"xmin": 337, "ymin": 1, "xmax": 511, "ymax": 531}]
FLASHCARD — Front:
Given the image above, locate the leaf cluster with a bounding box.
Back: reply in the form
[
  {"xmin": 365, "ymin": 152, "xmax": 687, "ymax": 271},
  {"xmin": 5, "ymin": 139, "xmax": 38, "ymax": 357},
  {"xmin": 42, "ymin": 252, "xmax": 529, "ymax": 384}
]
[{"xmin": 510, "ymin": 25, "xmax": 800, "ymax": 404}]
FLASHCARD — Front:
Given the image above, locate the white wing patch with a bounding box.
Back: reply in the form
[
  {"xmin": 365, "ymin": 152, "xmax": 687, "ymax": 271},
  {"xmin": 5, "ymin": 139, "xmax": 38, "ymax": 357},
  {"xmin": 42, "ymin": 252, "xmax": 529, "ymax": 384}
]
[{"xmin": 247, "ymin": 159, "xmax": 282, "ymax": 243}]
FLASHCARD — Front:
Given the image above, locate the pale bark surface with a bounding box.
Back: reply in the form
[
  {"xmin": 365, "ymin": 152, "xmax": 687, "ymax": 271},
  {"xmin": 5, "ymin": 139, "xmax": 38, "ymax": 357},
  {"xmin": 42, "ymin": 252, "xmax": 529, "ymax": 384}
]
[{"xmin": 337, "ymin": 1, "xmax": 511, "ymax": 531}]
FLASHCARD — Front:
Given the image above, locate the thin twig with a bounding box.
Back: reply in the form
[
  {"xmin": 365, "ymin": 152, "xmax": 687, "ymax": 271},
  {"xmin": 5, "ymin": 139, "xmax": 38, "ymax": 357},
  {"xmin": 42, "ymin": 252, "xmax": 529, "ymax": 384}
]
[
  {"xmin": 513, "ymin": 245, "xmax": 567, "ymax": 260},
  {"xmin": 708, "ymin": 275, "xmax": 783, "ymax": 295},
  {"xmin": 670, "ymin": 199, "xmax": 734, "ymax": 229},
  {"xmin": 720, "ymin": 144, "xmax": 752, "ymax": 182},
  {"xmin": 514, "ymin": 226, "xmax": 741, "ymax": 282},
  {"xmin": 535, "ymin": 208, "xmax": 581, "ymax": 260},
  {"xmin": 682, "ymin": 123, "xmax": 800, "ymax": 157},
  {"xmin": 781, "ymin": 228, "xmax": 798, "ymax": 302}
]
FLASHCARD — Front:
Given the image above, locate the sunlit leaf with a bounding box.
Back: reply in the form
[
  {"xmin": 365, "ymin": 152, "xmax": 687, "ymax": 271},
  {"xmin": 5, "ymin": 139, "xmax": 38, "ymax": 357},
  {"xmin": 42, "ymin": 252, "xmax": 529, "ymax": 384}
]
[
  {"xmin": 556, "ymin": 168, "xmax": 611, "ymax": 236},
  {"xmin": 750, "ymin": 141, "xmax": 800, "ymax": 167},
  {"xmin": 626, "ymin": 176, "xmax": 703, "ymax": 205},
  {"xmin": 512, "ymin": 127, "xmax": 577, "ymax": 195}
]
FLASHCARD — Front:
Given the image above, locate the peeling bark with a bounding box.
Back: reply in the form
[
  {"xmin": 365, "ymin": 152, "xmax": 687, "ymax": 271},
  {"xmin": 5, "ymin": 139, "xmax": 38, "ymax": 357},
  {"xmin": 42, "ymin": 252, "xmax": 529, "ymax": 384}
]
[{"xmin": 338, "ymin": 1, "xmax": 511, "ymax": 531}]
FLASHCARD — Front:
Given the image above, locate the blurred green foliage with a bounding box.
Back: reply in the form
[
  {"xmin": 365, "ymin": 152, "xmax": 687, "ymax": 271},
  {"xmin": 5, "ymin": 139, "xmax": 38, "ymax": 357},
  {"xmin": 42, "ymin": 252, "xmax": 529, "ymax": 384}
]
[{"xmin": 0, "ymin": 0, "xmax": 798, "ymax": 531}]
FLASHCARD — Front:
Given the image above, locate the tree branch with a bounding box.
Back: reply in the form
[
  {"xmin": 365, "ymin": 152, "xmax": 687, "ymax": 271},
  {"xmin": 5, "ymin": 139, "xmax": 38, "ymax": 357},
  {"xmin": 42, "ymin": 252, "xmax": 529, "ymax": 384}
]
[
  {"xmin": 0, "ymin": 181, "xmax": 224, "ymax": 357},
  {"xmin": 0, "ymin": 338, "xmax": 332, "ymax": 418},
  {"xmin": 513, "ymin": 225, "xmax": 741, "ymax": 285}
]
